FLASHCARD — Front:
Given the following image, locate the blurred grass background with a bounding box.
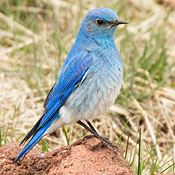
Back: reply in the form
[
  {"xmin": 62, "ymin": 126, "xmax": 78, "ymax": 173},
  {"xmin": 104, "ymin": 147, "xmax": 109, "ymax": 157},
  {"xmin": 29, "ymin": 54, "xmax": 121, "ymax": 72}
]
[{"xmin": 0, "ymin": 0, "xmax": 175, "ymax": 174}]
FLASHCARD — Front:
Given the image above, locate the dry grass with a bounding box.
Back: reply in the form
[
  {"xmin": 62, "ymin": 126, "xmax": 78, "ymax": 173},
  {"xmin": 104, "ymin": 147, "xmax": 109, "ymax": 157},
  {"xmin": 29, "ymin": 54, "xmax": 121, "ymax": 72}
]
[{"xmin": 0, "ymin": 0, "xmax": 175, "ymax": 174}]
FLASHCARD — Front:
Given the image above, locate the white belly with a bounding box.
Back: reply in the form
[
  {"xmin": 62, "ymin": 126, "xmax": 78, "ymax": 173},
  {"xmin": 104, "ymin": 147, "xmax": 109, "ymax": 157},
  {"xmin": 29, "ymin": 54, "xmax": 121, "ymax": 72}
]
[{"xmin": 45, "ymin": 61, "xmax": 123, "ymax": 135}]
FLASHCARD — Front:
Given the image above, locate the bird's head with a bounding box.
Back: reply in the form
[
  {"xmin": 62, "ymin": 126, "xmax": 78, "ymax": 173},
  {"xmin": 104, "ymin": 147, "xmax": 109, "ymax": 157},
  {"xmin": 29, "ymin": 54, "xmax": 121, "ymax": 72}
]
[{"xmin": 81, "ymin": 8, "xmax": 128, "ymax": 39}]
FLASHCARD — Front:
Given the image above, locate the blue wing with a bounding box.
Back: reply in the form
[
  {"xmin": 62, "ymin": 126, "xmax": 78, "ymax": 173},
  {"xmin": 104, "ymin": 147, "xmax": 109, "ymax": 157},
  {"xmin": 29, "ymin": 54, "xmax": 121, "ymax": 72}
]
[
  {"xmin": 40, "ymin": 50, "xmax": 93, "ymax": 128},
  {"xmin": 14, "ymin": 50, "xmax": 93, "ymax": 162}
]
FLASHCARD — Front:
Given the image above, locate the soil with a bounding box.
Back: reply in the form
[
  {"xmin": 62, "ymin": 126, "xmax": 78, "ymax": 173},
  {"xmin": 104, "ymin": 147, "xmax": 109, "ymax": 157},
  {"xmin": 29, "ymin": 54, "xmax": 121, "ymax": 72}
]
[{"xmin": 0, "ymin": 137, "xmax": 136, "ymax": 175}]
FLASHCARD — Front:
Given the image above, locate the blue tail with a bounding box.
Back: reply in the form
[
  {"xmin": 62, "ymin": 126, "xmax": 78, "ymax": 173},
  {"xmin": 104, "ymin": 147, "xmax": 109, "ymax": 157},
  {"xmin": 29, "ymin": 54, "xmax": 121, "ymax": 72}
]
[{"xmin": 14, "ymin": 120, "xmax": 51, "ymax": 163}]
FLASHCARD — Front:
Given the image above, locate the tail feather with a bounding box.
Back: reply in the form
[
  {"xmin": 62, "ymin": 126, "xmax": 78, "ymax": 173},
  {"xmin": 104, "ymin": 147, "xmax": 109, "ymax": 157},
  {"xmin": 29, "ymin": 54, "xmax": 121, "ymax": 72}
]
[
  {"xmin": 20, "ymin": 113, "xmax": 45, "ymax": 146},
  {"xmin": 14, "ymin": 121, "xmax": 51, "ymax": 163}
]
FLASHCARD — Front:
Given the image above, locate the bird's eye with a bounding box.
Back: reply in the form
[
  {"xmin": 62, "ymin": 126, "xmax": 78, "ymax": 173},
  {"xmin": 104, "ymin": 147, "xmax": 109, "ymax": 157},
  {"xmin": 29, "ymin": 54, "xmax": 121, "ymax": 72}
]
[{"xmin": 96, "ymin": 19, "xmax": 104, "ymax": 25}]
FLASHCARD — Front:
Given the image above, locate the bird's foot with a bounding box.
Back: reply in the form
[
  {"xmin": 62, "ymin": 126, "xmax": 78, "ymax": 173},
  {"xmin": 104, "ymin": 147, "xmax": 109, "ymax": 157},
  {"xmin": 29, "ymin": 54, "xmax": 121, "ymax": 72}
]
[
  {"xmin": 83, "ymin": 134, "xmax": 118, "ymax": 153},
  {"xmin": 78, "ymin": 120, "xmax": 117, "ymax": 153},
  {"xmin": 83, "ymin": 134, "xmax": 95, "ymax": 140}
]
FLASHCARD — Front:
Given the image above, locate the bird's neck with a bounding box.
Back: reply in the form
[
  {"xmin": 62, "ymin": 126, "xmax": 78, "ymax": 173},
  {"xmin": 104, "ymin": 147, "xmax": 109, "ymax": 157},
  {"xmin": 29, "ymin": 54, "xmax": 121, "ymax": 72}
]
[
  {"xmin": 95, "ymin": 35, "xmax": 115, "ymax": 49},
  {"xmin": 75, "ymin": 26, "xmax": 116, "ymax": 50}
]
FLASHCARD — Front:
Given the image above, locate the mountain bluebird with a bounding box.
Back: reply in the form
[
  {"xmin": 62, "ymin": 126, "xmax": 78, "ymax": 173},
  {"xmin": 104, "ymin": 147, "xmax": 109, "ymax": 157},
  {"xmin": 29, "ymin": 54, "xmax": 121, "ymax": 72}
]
[{"xmin": 14, "ymin": 8, "xmax": 128, "ymax": 163}]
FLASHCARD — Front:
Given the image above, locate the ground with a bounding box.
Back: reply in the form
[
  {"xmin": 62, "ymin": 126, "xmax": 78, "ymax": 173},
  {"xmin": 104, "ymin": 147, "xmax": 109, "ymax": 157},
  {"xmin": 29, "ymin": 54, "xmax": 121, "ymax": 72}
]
[{"xmin": 0, "ymin": 138, "xmax": 135, "ymax": 175}]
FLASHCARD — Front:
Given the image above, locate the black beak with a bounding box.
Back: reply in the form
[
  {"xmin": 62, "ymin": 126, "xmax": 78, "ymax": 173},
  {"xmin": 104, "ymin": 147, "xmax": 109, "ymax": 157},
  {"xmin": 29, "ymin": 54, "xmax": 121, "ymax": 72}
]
[{"xmin": 112, "ymin": 19, "xmax": 128, "ymax": 26}]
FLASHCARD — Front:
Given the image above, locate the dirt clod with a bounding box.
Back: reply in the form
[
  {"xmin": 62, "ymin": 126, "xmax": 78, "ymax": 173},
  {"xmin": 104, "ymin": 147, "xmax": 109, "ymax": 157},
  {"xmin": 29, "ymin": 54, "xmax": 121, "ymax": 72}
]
[{"xmin": 0, "ymin": 138, "xmax": 135, "ymax": 175}]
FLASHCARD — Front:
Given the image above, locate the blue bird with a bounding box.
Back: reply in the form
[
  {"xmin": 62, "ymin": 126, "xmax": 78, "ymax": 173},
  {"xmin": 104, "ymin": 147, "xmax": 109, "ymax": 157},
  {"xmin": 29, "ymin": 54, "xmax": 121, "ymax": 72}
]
[{"xmin": 14, "ymin": 8, "xmax": 128, "ymax": 163}]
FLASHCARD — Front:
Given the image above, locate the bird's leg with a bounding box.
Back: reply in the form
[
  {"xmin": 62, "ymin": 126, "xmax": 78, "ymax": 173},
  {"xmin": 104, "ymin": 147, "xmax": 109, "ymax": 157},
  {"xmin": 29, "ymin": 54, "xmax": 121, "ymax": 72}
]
[
  {"xmin": 77, "ymin": 120, "xmax": 118, "ymax": 151},
  {"xmin": 86, "ymin": 120, "xmax": 117, "ymax": 149},
  {"xmin": 86, "ymin": 120, "xmax": 109, "ymax": 140},
  {"xmin": 77, "ymin": 120, "xmax": 97, "ymax": 139},
  {"xmin": 86, "ymin": 120, "xmax": 98, "ymax": 134},
  {"xmin": 82, "ymin": 120, "xmax": 99, "ymax": 139},
  {"xmin": 77, "ymin": 120, "xmax": 99, "ymax": 140},
  {"xmin": 77, "ymin": 120, "xmax": 95, "ymax": 134}
]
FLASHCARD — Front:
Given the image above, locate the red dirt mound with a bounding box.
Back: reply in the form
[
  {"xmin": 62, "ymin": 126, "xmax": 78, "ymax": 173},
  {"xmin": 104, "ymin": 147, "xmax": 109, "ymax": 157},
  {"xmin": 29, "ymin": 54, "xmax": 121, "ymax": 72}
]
[{"xmin": 0, "ymin": 137, "xmax": 135, "ymax": 175}]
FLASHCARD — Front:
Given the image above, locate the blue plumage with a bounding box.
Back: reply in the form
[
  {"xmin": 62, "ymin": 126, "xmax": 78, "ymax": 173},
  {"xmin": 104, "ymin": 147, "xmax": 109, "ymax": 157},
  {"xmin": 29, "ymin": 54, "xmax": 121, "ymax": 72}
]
[{"xmin": 14, "ymin": 8, "xmax": 128, "ymax": 163}]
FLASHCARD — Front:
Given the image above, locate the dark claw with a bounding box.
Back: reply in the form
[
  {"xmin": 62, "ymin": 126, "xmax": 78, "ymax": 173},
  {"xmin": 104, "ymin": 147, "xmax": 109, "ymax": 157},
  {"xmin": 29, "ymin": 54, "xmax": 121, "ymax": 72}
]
[
  {"xmin": 83, "ymin": 134, "xmax": 96, "ymax": 140},
  {"xmin": 83, "ymin": 134, "xmax": 118, "ymax": 153},
  {"xmin": 99, "ymin": 136, "xmax": 118, "ymax": 149}
]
